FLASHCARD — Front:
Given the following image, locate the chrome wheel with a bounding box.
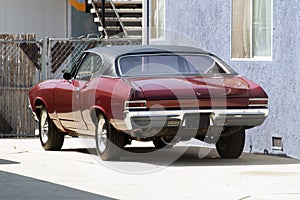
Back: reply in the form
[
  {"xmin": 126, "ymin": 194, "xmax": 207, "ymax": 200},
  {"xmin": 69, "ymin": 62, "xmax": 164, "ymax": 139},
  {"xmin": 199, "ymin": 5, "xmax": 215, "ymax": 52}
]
[
  {"xmin": 96, "ymin": 115, "xmax": 108, "ymax": 153},
  {"xmin": 95, "ymin": 113, "xmax": 126, "ymax": 160},
  {"xmin": 40, "ymin": 110, "xmax": 49, "ymax": 144},
  {"xmin": 38, "ymin": 107, "xmax": 64, "ymax": 150}
]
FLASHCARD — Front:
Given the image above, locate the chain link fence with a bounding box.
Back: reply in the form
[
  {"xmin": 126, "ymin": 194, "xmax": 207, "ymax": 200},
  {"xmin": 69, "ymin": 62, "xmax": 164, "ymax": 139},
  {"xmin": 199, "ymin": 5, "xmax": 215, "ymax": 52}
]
[
  {"xmin": 46, "ymin": 37, "xmax": 142, "ymax": 79},
  {"xmin": 0, "ymin": 34, "xmax": 141, "ymax": 137}
]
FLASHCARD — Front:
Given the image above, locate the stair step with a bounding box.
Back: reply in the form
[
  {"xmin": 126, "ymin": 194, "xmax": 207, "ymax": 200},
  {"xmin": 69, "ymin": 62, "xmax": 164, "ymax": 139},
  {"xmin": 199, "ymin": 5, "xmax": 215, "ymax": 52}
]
[
  {"xmin": 88, "ymin": 0, "xmax": 142, "ymax": 9},
  {"xmin": 89, "ymin": 0, "xmax": 142, "ymax": 5},
  {"xmin": 91, "ymin": 8, "xmax": 142, "ymax": 14},
  {"xmin": 106, "ymin": 26, "xmax": 142, "ymax": 31},
  {"xmin": 94, "ymin": 17, "xmax": 142, "ymax": 23}
]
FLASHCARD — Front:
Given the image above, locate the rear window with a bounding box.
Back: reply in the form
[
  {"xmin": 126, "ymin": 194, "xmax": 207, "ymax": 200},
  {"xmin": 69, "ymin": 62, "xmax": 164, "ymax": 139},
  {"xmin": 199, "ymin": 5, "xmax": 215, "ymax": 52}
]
[{"xmin": 118, "ymin": 54, "xmax": 236, "ymax": 77}]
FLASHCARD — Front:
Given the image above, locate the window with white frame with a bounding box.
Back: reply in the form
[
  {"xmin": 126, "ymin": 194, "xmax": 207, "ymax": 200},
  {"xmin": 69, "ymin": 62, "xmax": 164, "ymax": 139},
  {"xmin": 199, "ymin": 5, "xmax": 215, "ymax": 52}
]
[
  {"xmin": 150, "ymin": 0, "xmax": 165, "ymax": 39},
  {"xmin": 231, "ymin": 0, "xmax": 272, "ymax": 60}
]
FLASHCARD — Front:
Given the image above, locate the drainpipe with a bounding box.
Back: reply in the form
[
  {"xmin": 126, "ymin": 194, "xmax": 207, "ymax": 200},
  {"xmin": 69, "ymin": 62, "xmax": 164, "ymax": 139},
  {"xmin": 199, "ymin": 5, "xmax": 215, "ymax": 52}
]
[{"xmin": 102, "ymin": 0, "xmax": 106, "ymax": 35}]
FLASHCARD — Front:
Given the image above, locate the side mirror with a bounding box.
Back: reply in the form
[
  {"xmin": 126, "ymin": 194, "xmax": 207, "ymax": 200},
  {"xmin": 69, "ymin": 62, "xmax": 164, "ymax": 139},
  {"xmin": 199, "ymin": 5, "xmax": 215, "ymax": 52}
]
[{"xmin": 63, "ymin": 72, "xmax": 72, "ymax": 81}]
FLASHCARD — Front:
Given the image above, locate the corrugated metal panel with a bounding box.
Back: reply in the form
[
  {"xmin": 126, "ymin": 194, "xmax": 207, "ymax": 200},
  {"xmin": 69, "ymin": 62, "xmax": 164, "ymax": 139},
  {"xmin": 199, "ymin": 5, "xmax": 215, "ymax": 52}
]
[{"xmin": 0, "ymin": 0, "xmax": 68, "ymax": 39}]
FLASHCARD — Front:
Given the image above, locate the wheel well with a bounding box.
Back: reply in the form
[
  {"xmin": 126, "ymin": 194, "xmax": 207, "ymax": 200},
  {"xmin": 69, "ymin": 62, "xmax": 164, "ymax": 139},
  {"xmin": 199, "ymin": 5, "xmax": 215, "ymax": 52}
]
[
  {"xmin": 90, "ymin": 107, "xmax": 105, "ymax": 125},
  {"xmin": 90, "ymin": 108, "xmax": 121, "ymax": 133},
  {"xmin": 34, "ymin": 99, "xmax": 45, "ymax": 119}
]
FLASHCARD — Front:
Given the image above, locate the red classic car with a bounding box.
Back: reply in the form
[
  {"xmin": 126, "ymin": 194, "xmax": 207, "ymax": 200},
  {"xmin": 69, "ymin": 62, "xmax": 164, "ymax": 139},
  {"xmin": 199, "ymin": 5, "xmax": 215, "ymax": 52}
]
[{"xmin": 29, "ymin": 45, "xmax": 269, "ymax": 160}]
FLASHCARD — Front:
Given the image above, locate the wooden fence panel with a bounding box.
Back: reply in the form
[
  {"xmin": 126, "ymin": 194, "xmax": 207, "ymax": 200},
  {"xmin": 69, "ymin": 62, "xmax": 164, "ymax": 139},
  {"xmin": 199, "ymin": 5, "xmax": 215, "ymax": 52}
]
[{"xmin": 0, "ymin": 34, "xmax": 40, "ymax": 137}]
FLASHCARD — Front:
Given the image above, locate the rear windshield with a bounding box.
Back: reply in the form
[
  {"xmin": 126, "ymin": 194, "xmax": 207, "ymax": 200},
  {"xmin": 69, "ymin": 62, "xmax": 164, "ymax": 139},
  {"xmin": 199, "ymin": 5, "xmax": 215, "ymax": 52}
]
[{"xmin": 118, "ymin": 54, "xmax": 237, "ymax": 77}]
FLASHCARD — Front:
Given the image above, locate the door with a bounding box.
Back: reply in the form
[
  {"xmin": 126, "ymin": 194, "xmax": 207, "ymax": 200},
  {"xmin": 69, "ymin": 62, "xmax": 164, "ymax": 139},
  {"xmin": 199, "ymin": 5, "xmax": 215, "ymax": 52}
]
[
  {"xmin": 54, "ymin": 53, "xmax": 102, "ymax": 133},
  {"xmin": 55, "ymin": 53, "xmax": 102, "ymax": 133},
  {"xmin": 54, "ymin": 53, "xmax": 86, "ymax": 132}
]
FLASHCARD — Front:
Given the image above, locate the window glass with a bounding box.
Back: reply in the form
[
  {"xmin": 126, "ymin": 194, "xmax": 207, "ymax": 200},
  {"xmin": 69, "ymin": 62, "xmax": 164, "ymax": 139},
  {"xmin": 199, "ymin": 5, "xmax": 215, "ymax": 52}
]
[
  {"xmin": 76, "ymin": 53, "xmax": 102, "ymax": 80},
  {"xmin": 252, "ymin": 0, "xmax": 272, "ymax": 57},
  {"xmin": 119, "ymin": 54, "xmax": 235, "ymax": 77},
  {"xmin": 232, "ymin": 0, "xmax": 272, "ymax": 59}
]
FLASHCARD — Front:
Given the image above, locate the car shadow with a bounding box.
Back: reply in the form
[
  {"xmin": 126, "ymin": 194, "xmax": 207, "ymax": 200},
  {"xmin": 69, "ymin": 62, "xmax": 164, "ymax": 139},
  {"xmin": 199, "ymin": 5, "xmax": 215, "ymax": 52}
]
[
  {"xmin": 61, "ymin": 148, "xmax": 97, "ymax": 155},
  {"xmin": 61, "ymin": 146, "xmax": 300, "ymax": 167},
  {"xmin": 122, "ymin": 146, "xmax": 300, "ymax": 167}
]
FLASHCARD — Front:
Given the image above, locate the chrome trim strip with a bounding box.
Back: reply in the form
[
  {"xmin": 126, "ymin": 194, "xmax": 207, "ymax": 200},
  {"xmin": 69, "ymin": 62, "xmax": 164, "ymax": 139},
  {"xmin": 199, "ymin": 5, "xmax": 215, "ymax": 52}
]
[
  {"xmin": 249, "ymin": 98, "xmax": 268, "ymax": 107},
  {"xmin": 249, "ymin": 98, "xmax": 268, "ymax": 101},
  {"xmin": 249, "ymin": 104, "xmax": 268, "ymax": 107},
  {"xmin": 124, "ymin": 100, "xmax": 147, "ymax": 110}
]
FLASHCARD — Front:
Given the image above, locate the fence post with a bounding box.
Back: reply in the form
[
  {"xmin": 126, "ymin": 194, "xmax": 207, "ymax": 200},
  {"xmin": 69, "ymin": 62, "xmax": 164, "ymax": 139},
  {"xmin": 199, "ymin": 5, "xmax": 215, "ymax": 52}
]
[{"xmin": 41, "ymin": 37, "xmax": 49, "ymax": 80}]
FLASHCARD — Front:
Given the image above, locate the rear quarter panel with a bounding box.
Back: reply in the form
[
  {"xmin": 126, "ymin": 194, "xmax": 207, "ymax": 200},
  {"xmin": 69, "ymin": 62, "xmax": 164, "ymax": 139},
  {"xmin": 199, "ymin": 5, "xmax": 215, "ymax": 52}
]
[
  {"xmin": 75, "ymin": 77, "xmax": 132, "ymax": 133},
  {"xmin": 97, "ymin": 77, "xmax": 131, "ymax": 118}
]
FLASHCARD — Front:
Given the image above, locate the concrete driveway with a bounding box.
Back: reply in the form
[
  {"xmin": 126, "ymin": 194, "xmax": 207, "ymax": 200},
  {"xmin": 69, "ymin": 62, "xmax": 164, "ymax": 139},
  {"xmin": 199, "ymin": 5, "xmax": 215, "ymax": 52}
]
[{"xmin": 0, "ymin": 138, "xmax": 300, "ymax": 200}]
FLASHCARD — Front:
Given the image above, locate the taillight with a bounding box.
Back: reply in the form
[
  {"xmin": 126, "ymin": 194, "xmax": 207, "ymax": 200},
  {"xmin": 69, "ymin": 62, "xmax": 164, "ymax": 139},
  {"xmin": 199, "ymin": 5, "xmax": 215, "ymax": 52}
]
[
  {"xmin": 124, "ymin": 100, "xmax": 147, "ymax": 110},
  {"xmin": 249, "ymin": 98, "xmax": 268, "ymax": 107}
]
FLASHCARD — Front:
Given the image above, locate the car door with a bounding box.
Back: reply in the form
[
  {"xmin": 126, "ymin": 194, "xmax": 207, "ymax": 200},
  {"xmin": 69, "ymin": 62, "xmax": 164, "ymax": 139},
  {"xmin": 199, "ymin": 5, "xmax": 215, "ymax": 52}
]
[
  {"xmin": 73, "ymin": 53, "xmax": 103, "ymax": 135},
  {"xmin": 53, "ymin": 53, "xmax": 87, "ymax": 132}
]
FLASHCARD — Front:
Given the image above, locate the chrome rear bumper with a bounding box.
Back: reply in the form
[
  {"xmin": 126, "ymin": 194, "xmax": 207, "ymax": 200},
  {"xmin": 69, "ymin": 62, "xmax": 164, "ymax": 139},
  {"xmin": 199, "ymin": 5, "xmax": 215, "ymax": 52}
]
[{"xmin": 124, "ymin": 108, "xmax": 269, "ymax": 130}]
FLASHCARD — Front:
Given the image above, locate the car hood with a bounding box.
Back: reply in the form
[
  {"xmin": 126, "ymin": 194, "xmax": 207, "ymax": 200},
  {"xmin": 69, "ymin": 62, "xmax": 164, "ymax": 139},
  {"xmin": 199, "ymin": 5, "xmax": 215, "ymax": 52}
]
[{"xmin": 126, "ymin": 76, "xmax": 250, "ymax": 100}]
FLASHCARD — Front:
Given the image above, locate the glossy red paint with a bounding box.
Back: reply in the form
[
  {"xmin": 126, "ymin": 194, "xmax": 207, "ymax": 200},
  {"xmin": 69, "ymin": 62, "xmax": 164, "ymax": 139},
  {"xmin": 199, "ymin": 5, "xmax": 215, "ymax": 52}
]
[
  {"xmin": 29, "ymin": 80, "xmax": 60, "ymax": 116},
  {"xmin": 79, "ymin": 77, "xmax": 132, "ymax": 132},
  {"xmin": 241, "ymin": 77, "xmax": 268, "ymax": 98},
  {"xmin": 125, "ymin": 76, "xmax": 260, "ymax": 108},
  {"xmin": 29, "ymin": 74, "xmax": 268, "ymax": 132}
]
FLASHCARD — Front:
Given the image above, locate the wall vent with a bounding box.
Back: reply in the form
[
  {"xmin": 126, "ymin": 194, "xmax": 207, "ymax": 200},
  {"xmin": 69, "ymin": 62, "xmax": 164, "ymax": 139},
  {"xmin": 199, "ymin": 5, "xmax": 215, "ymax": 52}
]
[{"xmin": 272, "ymin": 137, "xmax": 283, "ymax": 151}]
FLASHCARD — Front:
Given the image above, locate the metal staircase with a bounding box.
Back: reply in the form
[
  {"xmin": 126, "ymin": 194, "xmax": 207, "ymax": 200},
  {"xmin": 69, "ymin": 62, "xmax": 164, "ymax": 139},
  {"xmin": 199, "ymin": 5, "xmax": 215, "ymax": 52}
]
[{"xmin": 87, "ymin": 0, "xmax": 143, "ymax": 38}]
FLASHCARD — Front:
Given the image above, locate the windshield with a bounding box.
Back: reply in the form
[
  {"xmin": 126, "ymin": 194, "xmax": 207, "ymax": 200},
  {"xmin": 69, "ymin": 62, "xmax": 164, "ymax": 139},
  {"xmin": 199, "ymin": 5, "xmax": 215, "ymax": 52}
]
[{"xmin": 118, "ymin": 54, "xmax": 237, "ymax": 77}]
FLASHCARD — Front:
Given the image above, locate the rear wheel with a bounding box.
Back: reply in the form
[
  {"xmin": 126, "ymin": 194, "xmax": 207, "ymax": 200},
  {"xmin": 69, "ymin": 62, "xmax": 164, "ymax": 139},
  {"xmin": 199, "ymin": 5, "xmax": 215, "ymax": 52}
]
[
  {"xmin": 216, "ymin": 129, "xmax": 245, "ymax": 159},
  {"xmin": 95, "ymin": 113, "xmax": 125, "ymax": 161},
  {"xmin": 39, "ymin": 108, "xmax": 64, "ymax": 150}
]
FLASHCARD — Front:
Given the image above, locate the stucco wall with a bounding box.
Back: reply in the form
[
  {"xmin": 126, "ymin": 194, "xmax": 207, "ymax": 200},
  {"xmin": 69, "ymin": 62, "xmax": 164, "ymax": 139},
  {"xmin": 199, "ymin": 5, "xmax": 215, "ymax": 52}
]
[
  {"xmin": 0, "ymin": 0, "xmax": 68, "ymax": 39},
  {"xmin": 164, "ymin": 0, "xmax": 300, "ymax": 159}
]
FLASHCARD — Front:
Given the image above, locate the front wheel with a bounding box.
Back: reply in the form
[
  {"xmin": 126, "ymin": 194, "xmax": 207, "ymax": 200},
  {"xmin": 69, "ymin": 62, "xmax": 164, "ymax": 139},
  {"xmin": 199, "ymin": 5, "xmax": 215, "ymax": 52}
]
[
  {"xmin": 95, "ymin": 114, "xmax": 125, "ymax": 161},
  {"xmin": 39, "ymin": 108, "xmax": 64, "ymax": 150},
  {"xmin": 216, "ymin": 129, "xmax": 245, "ymax": 159}
]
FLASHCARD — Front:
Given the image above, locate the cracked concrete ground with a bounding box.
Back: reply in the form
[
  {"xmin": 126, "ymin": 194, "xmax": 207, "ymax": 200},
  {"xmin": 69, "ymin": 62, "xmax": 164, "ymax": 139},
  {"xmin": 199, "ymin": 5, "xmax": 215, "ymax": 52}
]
[{"xmin": 0, "ymin": 138, "xmax": 300, "ymax": 200}]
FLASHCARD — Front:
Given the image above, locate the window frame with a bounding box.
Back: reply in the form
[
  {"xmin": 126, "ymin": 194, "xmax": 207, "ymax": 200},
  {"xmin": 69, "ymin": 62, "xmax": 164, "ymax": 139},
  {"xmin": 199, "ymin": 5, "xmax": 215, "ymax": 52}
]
[
  {"xmin": 117, "ymin": 53, "xmax": 238, "ymax": 77},
  {"xmin": 74, "ymin": 53, "xmax": 103, "ymax": 81},
  {"xmin": 149, "ymin": 0, "xmax": 166, "ymax": 41},
  {"xmin": 231, "ymin": 0, "xmax": 273, "ymax": 61}
]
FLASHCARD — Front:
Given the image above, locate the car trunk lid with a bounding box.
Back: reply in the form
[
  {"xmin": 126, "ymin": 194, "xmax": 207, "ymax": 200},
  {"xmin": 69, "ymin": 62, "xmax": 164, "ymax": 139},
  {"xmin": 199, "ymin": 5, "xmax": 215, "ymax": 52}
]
[{"xmin": 126, "ymin": 76, "xmax": 250, "ymax": 108}]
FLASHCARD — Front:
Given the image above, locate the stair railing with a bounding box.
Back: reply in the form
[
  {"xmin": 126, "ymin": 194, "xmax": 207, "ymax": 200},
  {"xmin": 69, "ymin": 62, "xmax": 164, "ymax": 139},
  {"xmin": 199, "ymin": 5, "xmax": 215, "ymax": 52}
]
[
  {"xmin": 108, "ymin": 0, "xmax": 129, "ymax": 37},
  {"xmin": 90, "ymin": 0, "xmax": 109, "ymax": 38}
]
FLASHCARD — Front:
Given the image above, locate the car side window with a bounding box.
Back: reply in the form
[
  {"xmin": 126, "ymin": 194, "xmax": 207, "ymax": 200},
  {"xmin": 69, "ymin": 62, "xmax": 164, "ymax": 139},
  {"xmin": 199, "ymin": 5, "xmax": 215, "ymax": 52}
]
[{"xmin": 76, "ymin": 53, "xmax": 102, "ymax": 81}]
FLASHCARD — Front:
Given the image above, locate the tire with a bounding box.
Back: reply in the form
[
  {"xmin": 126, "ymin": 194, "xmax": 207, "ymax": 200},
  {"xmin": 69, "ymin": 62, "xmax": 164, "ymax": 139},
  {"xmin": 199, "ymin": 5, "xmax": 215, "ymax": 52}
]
[
  {"xmin": 216, "ymin": 129, "xmax": 245, "ymax": 159},
  {"xmin": 39, "ymin": 108, "xmax": 64, "ymax": 150},
  {"xmin": 95, "ymin": 113, "xmax": 125, "ymax": 161},
  {"xmin": 152, "ymin": 137, "xmax": 174, "ymax": 149}
]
